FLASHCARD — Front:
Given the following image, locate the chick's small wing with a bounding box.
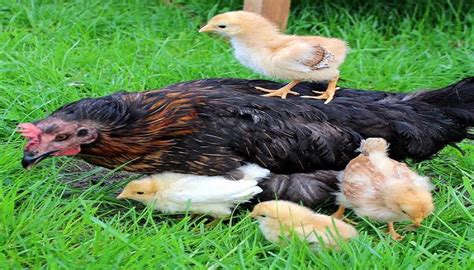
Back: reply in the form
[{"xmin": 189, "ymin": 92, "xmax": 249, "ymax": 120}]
[
  {"xmin": 273, "ymin": 41, "xmax": 333, "ymax": 72},
  {"xmin": 342, "ymin": 156, "xmax": 382, "ymax": 200},
  {"xmin": 293, "ymin": 224, "xmax": 336, "ymax": 246},
  {"xmin": 392, "ymin": 162, "xmax": 433, "ymax": 190},
  {"xmin": 164, "ymin": 176, "xmax": 262, "ymax": 204}
]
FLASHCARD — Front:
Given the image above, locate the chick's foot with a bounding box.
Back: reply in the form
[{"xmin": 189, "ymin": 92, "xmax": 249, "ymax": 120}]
[
  {"xmin": 301, "ymin": 76, "xmax": 339, "ymax": 104},
  {"xmin": 256, "ymin": 80, "xmax": 300, "ymax": 99},
  {"xmin": 331, "ymin": 205, "xmax": 346, "ymax": 219},
  {"xmin": 387, "ymin": 222, "xmax": 404, "ymax": 241}
]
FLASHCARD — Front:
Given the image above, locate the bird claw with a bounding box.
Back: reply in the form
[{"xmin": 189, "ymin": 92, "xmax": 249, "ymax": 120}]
[
  {"xmin": 301, "ymin": 92, "xmax": 335, "ymax": 104},
  {"xmin": 256, "ymin": 86, "xmax": 299, "ymax": 99},
  {"xmin": 387, "ymin": 222, "xmax": 404, "ymax": 241},
  {"xmin": 342, "ymin": 218, "xmax": 358, "ymax": 226},
  {"xmin": 390, "ymin": 233, "xmax": 404, "ymax": 241},
  {"xmin": 331, "ymin": 214, "xmax": 358, "ymax": 225},
  {"xmin": 255, "ymin": 86, "xmax": 276, "ymax": 93}
]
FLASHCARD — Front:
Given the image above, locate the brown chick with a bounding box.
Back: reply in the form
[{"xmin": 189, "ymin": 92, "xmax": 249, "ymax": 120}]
[
  {"xmin": 200, "ymin": 11, "xmax": 348, "ymax": 103},
  {"xmin": 251, "ymin": 200, "xmax": 357, "ymax": 249},
  {"xmin": 333, "ymin": 138, "xmax": 435, "ymax": 240}
]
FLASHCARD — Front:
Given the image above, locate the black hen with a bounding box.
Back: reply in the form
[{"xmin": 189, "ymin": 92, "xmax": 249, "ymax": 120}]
[{"xmin": 19, "ymin": 78, "xmax": 474, "ymax": 208}]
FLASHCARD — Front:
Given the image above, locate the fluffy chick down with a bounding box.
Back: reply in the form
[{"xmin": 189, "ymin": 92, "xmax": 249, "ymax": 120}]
[
  {"xmin": 334, "ymin": 138, "xmax": 434, "ymax": 239},
  {"xmin": 251, "ymin": 200, "xmax": 357, "ymax": 248},
  {"xmin": 200, "ymin": 11, "xmax": 348, "ymax": 102},
  {"xmin": 117, "ymin": 164, "xmax": 269, "ymax": 217}
]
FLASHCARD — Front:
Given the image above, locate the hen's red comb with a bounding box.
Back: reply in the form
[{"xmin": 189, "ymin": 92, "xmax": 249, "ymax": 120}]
[{"xmin": 17, "ymin": 123, "xmax": 42, "ymax": 144}]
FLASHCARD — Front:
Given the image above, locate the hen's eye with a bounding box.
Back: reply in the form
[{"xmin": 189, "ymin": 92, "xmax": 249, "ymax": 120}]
[
  {"xmin": 55, "ymin": 133, "xmax": 70, "ymax": 142},
  {"xmin": 77, "ymin": 128, "xmax": 88, "ymax": 137},
  {"xmin": 218, "ymin": 25, "xmax": 226, "ymax": 29},
  {"xmin": 136, "ymin": 191, "xmax": 144, "ymax": 195}
]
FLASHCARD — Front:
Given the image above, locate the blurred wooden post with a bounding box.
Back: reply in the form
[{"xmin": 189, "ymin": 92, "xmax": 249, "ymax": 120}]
[{"xmin": 243, "ymin": 0, "xmax": 291, "ymax": 31}]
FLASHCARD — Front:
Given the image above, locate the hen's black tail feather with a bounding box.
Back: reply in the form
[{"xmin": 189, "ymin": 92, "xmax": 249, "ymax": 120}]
[{"xmin": 415, "ymin": 77, "xmax": 474, "ymax": 126}]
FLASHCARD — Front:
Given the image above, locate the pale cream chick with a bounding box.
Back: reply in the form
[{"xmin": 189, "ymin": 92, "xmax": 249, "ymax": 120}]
[
  {"xmin": 117, "ymin": 164, "xmax": 269, "ymax": 217},
  {"xmin": 333, "ymin": 138, "xmax": 435, "ymax": 240},
  {"xmin": 200, "ymin": 11, "xmax": 348, "ymax": 103},
  {"xmin": 251, "ymin": 200, "xmax": 357, "ymax": 249}
]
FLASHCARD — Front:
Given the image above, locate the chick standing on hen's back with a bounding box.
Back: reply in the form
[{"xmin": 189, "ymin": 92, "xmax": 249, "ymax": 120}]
[
  {"xmin": 200, "ymin": 11, "xmax": 348, "ymax": 103},
  {"xmin": 333, "ymin": 138, "xmax": 434, "ymax": 240},
  {"xmin": 251, "ymin": 200, "xmax": 357, "ymax": 249},
  {"xmin": 117, "ymin": 164, "xmax": 269, "ymax": 218}
]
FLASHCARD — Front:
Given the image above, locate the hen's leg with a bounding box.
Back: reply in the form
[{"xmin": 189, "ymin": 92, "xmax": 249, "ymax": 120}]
[
  {"xmin": 301, "ymin": 75, "xmax": 339, "ymax": 104},
  {"xmin": 256, "ymin": 80, "xmax": 300, "ymax": 99},
  {"xmin": 387, "ymin": 222, "xmax": 404, "ymax": 240},
  {"xmin": 332, "ymin": 205, "xmax": 346, "ymax": 219}
]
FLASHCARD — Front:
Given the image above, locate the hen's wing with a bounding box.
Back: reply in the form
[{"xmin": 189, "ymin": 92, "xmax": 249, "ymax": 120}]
[
  {"xmin": 199, "ymin": 95, "xmax": 362, "ymax": 174},
  {"xmin": 164, "ymin": 176, "xmax": 262, "ymax": 204}
]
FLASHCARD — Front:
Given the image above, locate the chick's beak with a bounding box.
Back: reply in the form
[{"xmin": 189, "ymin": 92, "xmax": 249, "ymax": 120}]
[
  {"xmin": 199, "ymin": 24, "xmax": 213, "ymax": 33},
  {"xmin": 413, "ymin": 218, "xmax": 423, "ymax": 228},
  {"xmin": 249, "ymin": 210, "xmax": 258, "ymax": 218},
  {"xmin": 116, "ymin": 193, "xmax": 126, "ymax": 200}
]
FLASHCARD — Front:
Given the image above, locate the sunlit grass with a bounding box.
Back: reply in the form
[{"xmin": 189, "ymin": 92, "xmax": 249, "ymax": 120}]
[{"xmin": 0, "ymin": 0, "xmax": 472, "ymax": 268}]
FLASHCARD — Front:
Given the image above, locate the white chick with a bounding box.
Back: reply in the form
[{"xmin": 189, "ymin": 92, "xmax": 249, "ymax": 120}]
[
  {"xmin": 334, "ymin": 138, "xmax": 434, "ymax": 240},
  {"xmin": 117, "ymin": 164, "xmax": 269, "ymax": 218},
  {"xmin": 200, "ymin": 11, "xmax": 348, "ymax": 103},
  {"xmin": 251, "ymin": 200, "xmax": 357, "ymax": 249}
]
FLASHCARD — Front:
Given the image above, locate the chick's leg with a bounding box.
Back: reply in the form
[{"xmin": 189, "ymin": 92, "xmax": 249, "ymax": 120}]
[
  {"xmin": 332, "ymin": 205, "xmax": 346, "ymax": 219},
  {"xmin": 205, "ymin": 218, "xmax": 220, "ymax": 228},
  {"xmin": 301, "ymin": 75, "xmax": 339, "ymax": 104},
  {"xmin": 331, "ymin": 205, "xmax": 358, "ymax": 225},
  {"xmin": 387, "ymin": 222, "xmax": 404, "ymax": 240},
  {"xmin": 256, "ymin": 80, "xmax": 300, "ymax": 99}
]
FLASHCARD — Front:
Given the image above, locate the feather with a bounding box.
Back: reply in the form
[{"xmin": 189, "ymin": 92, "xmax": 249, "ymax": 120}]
[
  {"xmin": 122, "ymin": 164, "xmax": 269, "ymax": 217},
  {"xmin": 21, "ymin": 78, "xmax": 473, "ymax": 209}
]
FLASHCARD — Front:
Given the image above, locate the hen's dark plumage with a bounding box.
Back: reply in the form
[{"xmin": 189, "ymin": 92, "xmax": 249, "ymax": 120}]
[{"xmin": 23, "ymin": 78, "xmax": 474, "ymax": 208}]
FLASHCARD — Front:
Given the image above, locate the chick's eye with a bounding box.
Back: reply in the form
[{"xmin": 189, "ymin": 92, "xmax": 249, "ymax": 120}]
[
  {"xmin": 136, "ymin": 191, "xmax": 144, "ymax": 195},
  {"xmin": 218, "ymin": 25, "xmax": 226, "ymax": 28},
  {"xmin": 55, "ymin": 133, "xmax": 70, "ymax": 142}
]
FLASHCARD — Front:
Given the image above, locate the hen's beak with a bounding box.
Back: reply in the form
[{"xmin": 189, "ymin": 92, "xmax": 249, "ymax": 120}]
[
  {"xmin": 22, "ymin": 150, "xmax": 56, "ymax": 170},
  {"xmin": 199, "ymin": 24, "xmax": 213, "ymax": 33}
]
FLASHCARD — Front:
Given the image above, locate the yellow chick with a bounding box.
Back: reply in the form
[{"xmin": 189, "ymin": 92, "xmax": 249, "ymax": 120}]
[
  {"xmin": 200, "ymin": 11, "xmax": 348, "ymax": 103},
  {"xmin": 117, "ymin": 164, "xmax": 269, "ymax": 218},
  {"xmin": 333, "ymin": 138, "xmax": 434, "ymax": 240},
  {"xmin": 251, "ymin": 200, "xmax": 357, "ymax": 249}
]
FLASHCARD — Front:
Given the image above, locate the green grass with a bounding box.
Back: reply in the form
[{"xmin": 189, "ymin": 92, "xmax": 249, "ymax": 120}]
[{"xmin": 1, "ymin": 0, "xmax": 473, "ymax": 268}]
